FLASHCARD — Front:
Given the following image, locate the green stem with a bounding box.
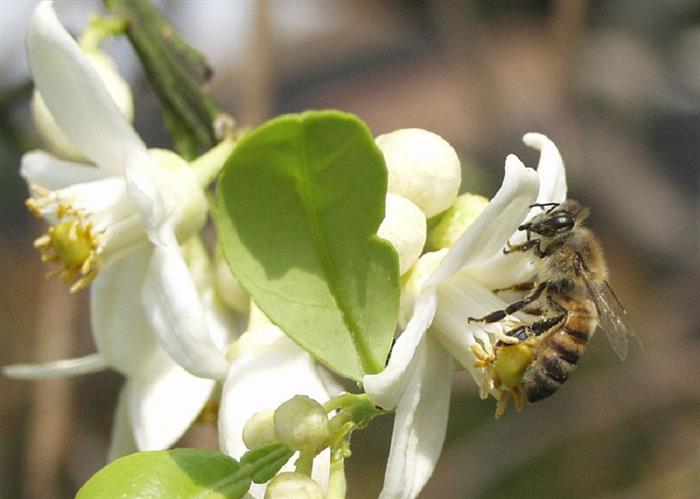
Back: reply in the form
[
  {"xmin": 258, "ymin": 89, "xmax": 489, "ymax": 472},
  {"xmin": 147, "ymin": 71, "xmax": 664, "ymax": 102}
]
[
  {"xmin": 192, "ymin": 136, "xmax": 238, "ymax": 187},
  {"xmin": 78, "ymin": 15, "xmax": 127, "ymax": 51},
  {"xmin": 323, "ymin": 393, "xmax": 361, "ymax": 413},
  {"xmin": 327, "ymin": 450, "xmax": 347, "ymax": 499},
  {"xmin": 294, "ymin": 451, "xmax": 314, "ymax": 476}
]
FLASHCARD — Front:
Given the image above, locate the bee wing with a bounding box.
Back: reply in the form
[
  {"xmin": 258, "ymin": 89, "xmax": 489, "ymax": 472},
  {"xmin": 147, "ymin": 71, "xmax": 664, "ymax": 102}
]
[{"xmin": 581, "ymin": 274, "xmax": 632, "ymax": 360}]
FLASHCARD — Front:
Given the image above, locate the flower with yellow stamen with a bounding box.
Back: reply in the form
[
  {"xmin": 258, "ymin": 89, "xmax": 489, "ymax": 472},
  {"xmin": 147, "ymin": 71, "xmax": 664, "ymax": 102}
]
[{"xmin": 10, "ymin": 1, "xmax": 229, "ymax": 382}]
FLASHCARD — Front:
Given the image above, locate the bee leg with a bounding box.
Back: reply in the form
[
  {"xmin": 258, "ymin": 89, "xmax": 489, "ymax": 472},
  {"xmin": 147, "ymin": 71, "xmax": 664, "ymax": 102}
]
[
  {"xmin": 504, "ymin": 238, "xmax": 546, "ymax": 257},
  {"xmin": 529, "ymin": 312, "xmax": 567, "ymax": 337},
  {"xmin": 522, "ymin": 306, "xmax": 543, "ymax": 316},
  {"xmin": 493, "ymin": 281, "xmax": 536, "ymax": 294},
  {"xmin": 495, "ymin": 391, "xmax": 510, "ymax": 420},
  {"xmin": 468, "ymin": 283, "xmax": 547, "ymax": 324},
  {"xmin": 503, "ymin": 324, "xmax": 532, "ymax": 342},
  {"xmin": 512, "ymin": 387, "xmax": 525, "ymax": 412}
]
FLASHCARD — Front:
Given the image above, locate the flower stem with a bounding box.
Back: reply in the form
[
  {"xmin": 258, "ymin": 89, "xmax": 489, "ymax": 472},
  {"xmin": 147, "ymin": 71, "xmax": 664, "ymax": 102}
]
[
  {"xmin": 327, "ymin": 449, "xmax": 347, "ymax": 499},
  {"xmin": 78, "ymin": 14, "xmax": 127, "ymax": 51},
  {"xmin": 294, "ymin": 450, "xmax": 314, "ymax": 476},
  {"xmin": 192, "ymin": 137, "xmax": 238, "ymax": 187}
]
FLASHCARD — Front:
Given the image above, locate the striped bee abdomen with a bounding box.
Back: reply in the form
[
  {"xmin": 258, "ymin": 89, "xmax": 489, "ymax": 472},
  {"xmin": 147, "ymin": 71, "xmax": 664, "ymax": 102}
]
[{"xmin": 521, "ymin": 297, "xmax": 597, "ymax": 402}]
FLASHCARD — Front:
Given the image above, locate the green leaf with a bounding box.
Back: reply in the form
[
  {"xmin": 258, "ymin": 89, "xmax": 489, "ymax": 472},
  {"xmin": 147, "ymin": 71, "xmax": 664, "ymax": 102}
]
[
  {"xmin": 240, "ymin": 443, "xmax": 295, "ymax": 484},
  {"xmin": 76, "ymin": 449, "xmax": 250, "ymax": 499},
  {"xmin": 103, "ymin": 0, "xmax": 228, "ymax": 159},
  {"xmin": 215, "ymin": 110, "xmax": 399, "ymax": 381}
]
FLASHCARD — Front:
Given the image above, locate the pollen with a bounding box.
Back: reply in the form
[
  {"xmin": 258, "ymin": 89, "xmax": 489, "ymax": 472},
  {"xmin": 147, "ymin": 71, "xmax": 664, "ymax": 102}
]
[{"xmin": 27, "ymin": 187, "xmax": 103, "ymax": 293}]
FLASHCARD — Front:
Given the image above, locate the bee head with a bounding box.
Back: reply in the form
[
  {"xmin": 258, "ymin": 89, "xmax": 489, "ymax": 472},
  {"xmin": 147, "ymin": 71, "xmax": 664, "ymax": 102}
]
[{"xmin": 519, "ymin": 199, "xmax": 588, "ymax": 237}]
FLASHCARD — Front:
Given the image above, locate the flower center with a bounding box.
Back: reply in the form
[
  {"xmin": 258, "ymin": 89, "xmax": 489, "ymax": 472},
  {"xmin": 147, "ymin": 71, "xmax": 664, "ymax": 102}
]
[{"xmin": 27, "ymin": 186, "xmax": 103, "ymax": 293}]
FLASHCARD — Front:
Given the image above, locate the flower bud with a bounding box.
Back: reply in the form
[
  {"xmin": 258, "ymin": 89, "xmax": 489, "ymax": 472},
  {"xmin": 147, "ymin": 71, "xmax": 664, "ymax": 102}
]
[
  {"xmin": 273, "ymin": 395, "xmax": 329, "ymax": 452},
  {"xmin": 377, "ymin": 193, "xmax": 426, "ymax": 275},
  {"xmin": 31, "ymin": 49, "xmax": 133, "ymax": 161},
  {"xmin": 242, "ymin": 409, "xmax": 277, "ymax": 450},
  {"xmin": 426, "ymin": 193, "xmax": 489, "ymax": 251},
  {"xmin": 398, "ymin": 249, "xmax": 446, "ymax": 327},
  {"xmin": 375, "ymin": 128, "xmax": 461, "ymax": 218},
  {"xmin": 264, "ymin": 472, "xmax": 323, "ymax": 499},
  {"xmin": 215, "ymin": 250, "xmax": 250, "ymax": 314}
]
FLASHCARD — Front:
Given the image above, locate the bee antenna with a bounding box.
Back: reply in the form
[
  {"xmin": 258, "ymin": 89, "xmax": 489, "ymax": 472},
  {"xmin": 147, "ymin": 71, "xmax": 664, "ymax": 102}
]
[{"xmin": 529, "ymin": 202, "xmax": 560, "ymax": 212}]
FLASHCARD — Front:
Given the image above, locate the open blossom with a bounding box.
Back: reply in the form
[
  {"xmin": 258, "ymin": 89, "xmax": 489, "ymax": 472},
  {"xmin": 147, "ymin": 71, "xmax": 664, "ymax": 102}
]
[
  {"xmin": 364, "ymin": 133, "xmax": 567, "ymax": 499},
  {"xmin": 12, "ymin": 0, "xmax": 228, "ymax": 380}
]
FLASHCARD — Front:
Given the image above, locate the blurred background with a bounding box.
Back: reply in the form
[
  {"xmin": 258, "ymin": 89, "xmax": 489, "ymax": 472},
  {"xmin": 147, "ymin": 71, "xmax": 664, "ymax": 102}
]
[{"xmin": 1, "ymin": 0, "xmax": 699, "ymax": 497}]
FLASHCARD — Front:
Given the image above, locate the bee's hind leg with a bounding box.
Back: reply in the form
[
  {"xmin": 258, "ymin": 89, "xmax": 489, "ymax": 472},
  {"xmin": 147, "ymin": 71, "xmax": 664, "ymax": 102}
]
[
  {"xmin": 495, "ymin": 391, "xmax": 510, "ymax": 420},
  {"xmin": 468, "ymin": 282, "xmax": 547, "ymax": 324},
  {"xmin": 512, "ymin": 387, "xmax": 525, "ymax": 412}
]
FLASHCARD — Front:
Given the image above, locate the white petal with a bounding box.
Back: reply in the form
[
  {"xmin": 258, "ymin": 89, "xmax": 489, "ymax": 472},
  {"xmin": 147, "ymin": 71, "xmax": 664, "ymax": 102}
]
[
  {"xmin": 433, "ymin": 277, "xmax": 507, "ymax": 378},
  {"xmin": 108, "ymin": 384, "xmax": 138, "ymax": 461},
  {"xmin": 219, "ymin": 327, "xmax": 332, "ymax": 497},
  {"xmin": 90, "ymin": 246, "xmax": 162, "ymax": 378},
  {"xmin": 2, "ymin": 353, "xmax": 107, "ymax": 379},
  {"xmin": 124, "ymin": 152, "xmax": 171, "ymax": 245},
  {"xmin": 127, "ymin": 351, "xmax": 215, "ymax": 451},
  {"xmin": 426, "ymin": 155, "xmax": 539, "ymax": 287},
  {"xmin": 142, "ymin": 242, "xmax": 229, "ymax": 380},
  {"xmin": 26, "ymin": 1, "xmax": 146, "ymax": 174},
  {"xmin": 20, "ymin": 150, "xmax": 105, "ymax": 190},
  {"xmin": 379, "ymin": 337, "xmax": 453, "ymax": 499},
  {"xmin": 523, "ymin": 133, "xmax": 568, "ymax": 205},
  {"xmin": 363, "ymin": 290, "xmax": 438, "ymax": 410}
]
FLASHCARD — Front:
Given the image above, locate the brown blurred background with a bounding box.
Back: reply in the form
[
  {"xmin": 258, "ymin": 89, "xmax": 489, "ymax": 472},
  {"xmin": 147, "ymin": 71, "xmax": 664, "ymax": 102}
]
[{"xmin": 1, "ymin": 0, "xmax": 699, "ymax": 498}]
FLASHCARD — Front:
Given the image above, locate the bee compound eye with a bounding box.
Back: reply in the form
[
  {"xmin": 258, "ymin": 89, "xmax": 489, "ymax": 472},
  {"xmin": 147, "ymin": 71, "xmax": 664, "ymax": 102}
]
[{"xmin": 549, "ymin": 214, "xmax": 574, "ymax": 232}]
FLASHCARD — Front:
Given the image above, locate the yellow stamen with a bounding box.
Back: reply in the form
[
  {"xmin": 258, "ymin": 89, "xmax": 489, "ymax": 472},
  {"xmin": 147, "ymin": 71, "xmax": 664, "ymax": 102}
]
[{"xmin": 27, "ymin": 187, "xmax": 103, "ymax": 293}]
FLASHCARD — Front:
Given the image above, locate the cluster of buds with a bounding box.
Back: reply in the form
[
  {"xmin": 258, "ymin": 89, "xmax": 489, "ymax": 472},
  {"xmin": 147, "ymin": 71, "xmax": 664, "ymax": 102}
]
[{"xmin": 242, "ymin": 395, "xmax": 329, "ymax": 498}]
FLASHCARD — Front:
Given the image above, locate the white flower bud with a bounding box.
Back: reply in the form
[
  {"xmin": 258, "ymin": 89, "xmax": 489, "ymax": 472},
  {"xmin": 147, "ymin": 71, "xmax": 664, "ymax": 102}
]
[
  {"xmin": 242, "ymin": 409, "xmax": 277, "ymax": 450},
  {"xmin": 215, "ymin": 250, "xmax": 250, "ymax": 314},
  {"xmin": 398, "ymin": 249, "xmax": 447, "ymax": 328},
  {"xmin": 264, "ymin": 472, "xmax": 323, "ymax": 499},
  {"xmin": 426, "ymin": 193, "xmax": 489, "ymax": 251},
  {"xmin": 273, "ymin": 395, "xmax": 329, "ymax": 452},
  {"xmin": 31, "ymin": 49, "xmax": 133, "ymax": 161},
  {"xmin": 375, "ymin": 128, "xmax": 461, "ymax": 218},
  {"xmin": 377, "ymin": 193, "xmax": 426, "ymax": 275}
]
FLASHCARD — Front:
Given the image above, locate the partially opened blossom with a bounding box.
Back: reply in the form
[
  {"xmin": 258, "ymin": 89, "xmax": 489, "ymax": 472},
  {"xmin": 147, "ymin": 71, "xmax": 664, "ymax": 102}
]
[
  {"xmin": 363, "ymin": 133, "xmax": 567, "ymax": 499},
  {"xmin": 9, "ymin": 0, "xmax": 228, "ymax": 381}
]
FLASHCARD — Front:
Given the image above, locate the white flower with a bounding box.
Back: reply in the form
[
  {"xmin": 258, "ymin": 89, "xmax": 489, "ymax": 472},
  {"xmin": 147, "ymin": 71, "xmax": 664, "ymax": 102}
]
[
  {"xmin": 11, "ymin": 0, "xmax": 229, "ymax": 380},
  {"xmin": 363, "ymin": 133, "xmax": 567, "ymax": 499},
  {"xmin": 219, "ymin": 306, "xmax": 341, "ymax": 498}
]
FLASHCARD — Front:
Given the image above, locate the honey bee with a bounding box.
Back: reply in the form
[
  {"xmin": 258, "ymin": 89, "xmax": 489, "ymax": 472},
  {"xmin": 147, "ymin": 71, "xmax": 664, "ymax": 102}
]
[{"xmin": 468, "ymin": 200, "xmax": 635, "ymax": 419}]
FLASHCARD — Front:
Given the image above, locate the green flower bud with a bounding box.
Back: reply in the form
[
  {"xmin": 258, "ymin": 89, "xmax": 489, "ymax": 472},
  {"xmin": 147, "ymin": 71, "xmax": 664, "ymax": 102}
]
[
  {"xmin": 264, "ymin": 472, "xmax": 323, "ymax": 499},
  {"xmin": 426, "ymin": 193, "xmax": 489, "ymax": 250},
  {"xmin": 243, "ymin": 409, "xmax": 277, "ymax": 450},
  {"xmin": 273, "ymin": 395, "xmax": 329, "ymax": 452}
]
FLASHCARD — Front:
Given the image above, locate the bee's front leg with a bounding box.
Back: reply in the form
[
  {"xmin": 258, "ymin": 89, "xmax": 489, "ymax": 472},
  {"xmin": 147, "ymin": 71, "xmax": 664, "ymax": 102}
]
[
  {"xmin": 503, "ymin": 238, "xmax": 546, "ymax": 257},
  {"xmin": 468, "ymin": 283, "xmax": 547, "ymax": 324}
]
